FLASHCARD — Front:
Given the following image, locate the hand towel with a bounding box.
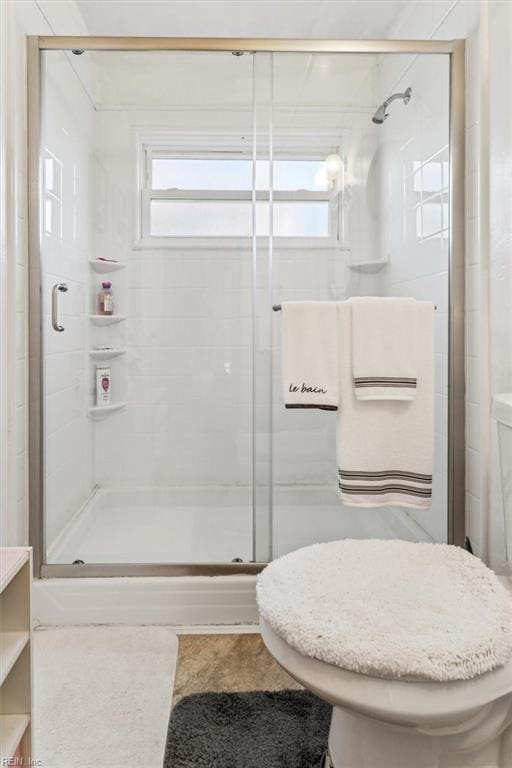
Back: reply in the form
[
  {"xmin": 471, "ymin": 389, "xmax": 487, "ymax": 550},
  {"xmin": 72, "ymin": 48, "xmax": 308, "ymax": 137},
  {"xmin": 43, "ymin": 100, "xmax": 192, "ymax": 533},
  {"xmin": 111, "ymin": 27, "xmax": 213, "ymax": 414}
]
[
  {"xmin": 337, "ymin": 300, "xmax": 434, "ymax": 508},
  {"xmin": 349, "ymin": 296, "xmax": 418, "ymax": 400},
  {"xmin": 280, "ymin": 301, "xmax": 338, "ymax": 411}
]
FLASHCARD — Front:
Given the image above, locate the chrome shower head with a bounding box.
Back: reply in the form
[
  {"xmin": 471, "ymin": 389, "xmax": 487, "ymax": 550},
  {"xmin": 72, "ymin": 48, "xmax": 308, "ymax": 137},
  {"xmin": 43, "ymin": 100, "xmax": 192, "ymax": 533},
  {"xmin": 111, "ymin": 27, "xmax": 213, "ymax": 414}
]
[
  {"xmin": 372, "ymin": 104, "xmax": 388, "ymax": 125},
  {"xmin": 372, "ymin": 87, "xmax": 412, "ymax": 125}
]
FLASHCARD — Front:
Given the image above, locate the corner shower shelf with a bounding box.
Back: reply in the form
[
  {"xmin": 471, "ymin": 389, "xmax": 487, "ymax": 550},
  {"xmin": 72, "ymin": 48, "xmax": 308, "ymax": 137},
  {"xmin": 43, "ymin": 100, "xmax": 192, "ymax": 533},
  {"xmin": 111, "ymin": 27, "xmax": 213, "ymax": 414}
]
[
  {"xmin": 89, "ymin": 259, "xmax": 126, "ymax": 273},
  {"xmin": 89, "ymin": 348, "xmax": 126, "ymax": 360},
  {"xmin": 88, "ymin": 402, "xmax": 127, "ymax": 420},
  {"xmin": 89, "ymin": 314, "xmax": 126, "ymax": 326},
  {"xmin": 348, "ymin": 258, "xmax": 388, "ymax": 273}
]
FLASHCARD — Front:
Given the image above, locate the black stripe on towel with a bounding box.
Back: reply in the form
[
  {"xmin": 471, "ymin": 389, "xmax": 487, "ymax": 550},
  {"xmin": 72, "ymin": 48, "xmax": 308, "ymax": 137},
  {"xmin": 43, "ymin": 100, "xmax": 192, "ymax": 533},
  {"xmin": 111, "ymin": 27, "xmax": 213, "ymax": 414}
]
[
  {"xmin": 339, "ymin": 483, "xmax": 432, "ymax": 498},
  {"xmin": 355, "ymin": 383, "xmax": 417, "ymax": 388},
  {"xmin": 339, "ymin": 469, "xmax": 432, "ymax": 483},
  {"xmin": 354, "ymin": 377, "xmax": 417, "ymax": 383},
  {"xmin": 285, "ymin": 404, "xmax": 338, "ymax": 411},
  {"xmin": 354, "ymin": 379, "xmax": 417, "ymax": 388}
]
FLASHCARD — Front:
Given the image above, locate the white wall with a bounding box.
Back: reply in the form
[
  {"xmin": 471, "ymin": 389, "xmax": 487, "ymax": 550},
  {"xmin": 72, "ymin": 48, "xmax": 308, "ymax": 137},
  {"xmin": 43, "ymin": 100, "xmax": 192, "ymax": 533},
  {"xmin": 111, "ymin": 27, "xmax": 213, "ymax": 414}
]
[
  {"xmin": 0, "ymin": 1, "xmax": 26, "ymax": 546},
  {"xmin": 75, "ymin": 0, "xmax": 406, "ymax": 38}
]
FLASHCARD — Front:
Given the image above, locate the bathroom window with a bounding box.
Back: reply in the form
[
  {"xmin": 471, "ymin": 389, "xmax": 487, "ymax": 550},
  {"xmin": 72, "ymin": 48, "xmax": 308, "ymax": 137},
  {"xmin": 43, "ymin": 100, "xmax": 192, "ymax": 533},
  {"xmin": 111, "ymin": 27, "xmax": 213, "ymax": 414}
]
[
  {"xmin": 137, "ymin": 140, "xmax": 344, "ymax": 248},
  {"xmin": 43, "ymin": 149, "xmax": 63, "ymax": 238},
  {"xmin": 411, "ymin": 150, "xmax": 449, "ymax": 241}
]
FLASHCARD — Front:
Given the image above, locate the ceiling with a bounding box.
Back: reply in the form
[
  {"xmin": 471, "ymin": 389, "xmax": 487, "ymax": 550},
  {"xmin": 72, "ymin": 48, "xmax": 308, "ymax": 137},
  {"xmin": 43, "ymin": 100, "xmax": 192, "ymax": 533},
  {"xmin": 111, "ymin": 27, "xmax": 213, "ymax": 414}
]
[{"xmin": 75, "ymin": 0, "xmax": 407, "ymax": 39}]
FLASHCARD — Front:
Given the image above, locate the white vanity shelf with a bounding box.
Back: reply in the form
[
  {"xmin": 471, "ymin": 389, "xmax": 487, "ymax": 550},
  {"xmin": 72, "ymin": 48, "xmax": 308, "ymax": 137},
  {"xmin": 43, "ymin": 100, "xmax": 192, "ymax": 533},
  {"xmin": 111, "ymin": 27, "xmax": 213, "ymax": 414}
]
[
  {"xmin": 89, "ymin": 314, "xmax": 126, "ymax": 326},
  {"xmin": 89, "ymin": 348, "xmax": 126, "ymax": 360},
  {"xmin": 0, "ymin": 547, "xmax": 33, "ymax": 765},
  {"xmin": 88, "ymin": 402, "xmax": 127, "ymax": 420},
  {"xmin": 89, "ymin": 259, "xmax": 126, "ymax": 274}
]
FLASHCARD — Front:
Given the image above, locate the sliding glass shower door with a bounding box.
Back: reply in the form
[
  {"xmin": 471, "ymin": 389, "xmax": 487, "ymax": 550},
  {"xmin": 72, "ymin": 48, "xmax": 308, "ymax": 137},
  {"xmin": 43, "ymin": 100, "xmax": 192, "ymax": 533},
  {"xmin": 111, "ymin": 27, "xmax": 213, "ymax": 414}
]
[
  {"xmin": 40, "ymin": 49, "xmax": 259, "ymax": 565},
  {"xmin": 267, "ymin": 51, "xmax": 451, "ymax": 556}
]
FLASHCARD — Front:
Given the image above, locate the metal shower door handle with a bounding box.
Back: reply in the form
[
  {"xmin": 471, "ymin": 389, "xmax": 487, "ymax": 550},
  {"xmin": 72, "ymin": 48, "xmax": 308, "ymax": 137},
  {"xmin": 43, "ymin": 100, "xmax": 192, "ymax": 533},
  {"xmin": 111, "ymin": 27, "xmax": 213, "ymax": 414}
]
[{"xmin": 52, "ymin": 283, "xmax": 68, "ymax": 332}]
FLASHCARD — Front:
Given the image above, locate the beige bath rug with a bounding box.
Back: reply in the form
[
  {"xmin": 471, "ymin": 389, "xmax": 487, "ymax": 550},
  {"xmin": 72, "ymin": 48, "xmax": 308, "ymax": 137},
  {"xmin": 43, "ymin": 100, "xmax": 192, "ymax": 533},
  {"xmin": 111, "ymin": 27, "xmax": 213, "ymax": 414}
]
[{"xmin": 172, "ymin": 632, "xmax": 301, "ymax": 704}]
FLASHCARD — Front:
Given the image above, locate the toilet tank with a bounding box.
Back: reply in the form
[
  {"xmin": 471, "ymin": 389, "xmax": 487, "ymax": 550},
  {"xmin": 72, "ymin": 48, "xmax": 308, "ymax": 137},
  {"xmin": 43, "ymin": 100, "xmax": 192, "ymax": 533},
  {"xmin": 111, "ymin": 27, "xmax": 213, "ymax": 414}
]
[{"xmin": 493, "ymin": 394, "xmax": 512, "ymax": 570}]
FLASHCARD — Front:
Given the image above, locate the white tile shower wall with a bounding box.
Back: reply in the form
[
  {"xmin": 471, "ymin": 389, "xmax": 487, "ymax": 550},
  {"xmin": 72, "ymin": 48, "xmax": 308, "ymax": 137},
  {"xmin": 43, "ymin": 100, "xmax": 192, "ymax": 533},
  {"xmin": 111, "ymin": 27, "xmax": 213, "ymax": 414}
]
[
  {"xmin": 92, "ymin": 109, "xmax": 254, "ymax": 489},
  {"xmin": 95, "ymin": 251, "xmax": 255, "ymax": 486},
  {"xmin": 381, "ymin": 0, "xmax": 482, "ymax": 550},
  {"xmin": 0, "ymin": 0, "xmax": 89, "ymax": 547},
  {"xmin": 92, "ymin": 105, "xmax": 378, "ymax": 495},
  {"xmin": 40, "ymin": 51, "xmax": 95, "ymax": 551}
]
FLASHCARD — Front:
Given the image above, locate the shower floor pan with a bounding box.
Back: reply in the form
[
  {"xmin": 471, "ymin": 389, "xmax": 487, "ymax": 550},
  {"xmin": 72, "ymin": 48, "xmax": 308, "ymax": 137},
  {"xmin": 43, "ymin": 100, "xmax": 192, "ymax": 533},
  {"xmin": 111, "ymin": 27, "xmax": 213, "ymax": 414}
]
[{"xmin": 46, "ymin": 485, "xmax": 432, "ymax": 566}]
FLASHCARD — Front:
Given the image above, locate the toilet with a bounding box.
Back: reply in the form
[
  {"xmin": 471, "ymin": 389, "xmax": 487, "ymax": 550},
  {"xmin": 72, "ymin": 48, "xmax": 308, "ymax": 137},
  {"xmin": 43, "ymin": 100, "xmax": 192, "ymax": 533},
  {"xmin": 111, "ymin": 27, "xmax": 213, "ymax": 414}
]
[{"xmin": 256, "ymin": 395, "xmax": 512, "ymax": 768}]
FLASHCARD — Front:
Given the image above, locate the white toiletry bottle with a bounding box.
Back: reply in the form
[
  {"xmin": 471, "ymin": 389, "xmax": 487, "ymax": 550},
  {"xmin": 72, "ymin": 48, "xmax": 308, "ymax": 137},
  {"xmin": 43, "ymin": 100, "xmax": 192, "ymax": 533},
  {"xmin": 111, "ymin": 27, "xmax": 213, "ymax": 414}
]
[{"xmin": 96, "ymin": 366, "xmax": 111, "ymax": 406}]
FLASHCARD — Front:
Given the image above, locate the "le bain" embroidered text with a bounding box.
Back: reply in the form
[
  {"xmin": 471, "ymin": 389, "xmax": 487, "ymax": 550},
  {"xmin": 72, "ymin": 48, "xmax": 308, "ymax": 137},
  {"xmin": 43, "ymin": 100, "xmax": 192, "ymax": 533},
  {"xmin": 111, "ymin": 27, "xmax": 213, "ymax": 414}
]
[{"xmin": 289, "ymin": 382, "xmax": 328, "ymax": 394}]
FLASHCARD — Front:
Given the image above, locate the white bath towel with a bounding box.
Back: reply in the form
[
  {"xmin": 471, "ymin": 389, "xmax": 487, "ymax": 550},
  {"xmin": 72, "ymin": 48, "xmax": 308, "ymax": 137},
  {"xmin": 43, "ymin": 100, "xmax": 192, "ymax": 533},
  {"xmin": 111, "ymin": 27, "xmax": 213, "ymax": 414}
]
[
  {"xmin": 350, "ymin": 296, "xmax": 418, "ymax": 400},
  {"xmin": 280, "ymin": 301, "xmax": 338, "ymax": 411},
  {"xmin": 337, "ymin": 300, "xmax": 434, "ymax": 508}
]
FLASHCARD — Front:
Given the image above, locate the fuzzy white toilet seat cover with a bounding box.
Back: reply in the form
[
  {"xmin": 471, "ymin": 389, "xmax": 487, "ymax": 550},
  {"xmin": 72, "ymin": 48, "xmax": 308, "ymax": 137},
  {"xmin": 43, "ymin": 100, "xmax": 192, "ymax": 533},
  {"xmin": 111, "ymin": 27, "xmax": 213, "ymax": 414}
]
[{"xmin": 257, "ymin": 540, "xmax": 512, "ymax": 682}]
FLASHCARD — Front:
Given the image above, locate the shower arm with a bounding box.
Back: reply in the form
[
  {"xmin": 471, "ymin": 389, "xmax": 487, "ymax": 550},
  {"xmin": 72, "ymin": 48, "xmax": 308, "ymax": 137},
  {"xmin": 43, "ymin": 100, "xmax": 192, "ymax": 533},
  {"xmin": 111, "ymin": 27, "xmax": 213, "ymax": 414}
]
[{"xmin": 382, "ymin": 90, "xmax": 409, "ymax": 110}]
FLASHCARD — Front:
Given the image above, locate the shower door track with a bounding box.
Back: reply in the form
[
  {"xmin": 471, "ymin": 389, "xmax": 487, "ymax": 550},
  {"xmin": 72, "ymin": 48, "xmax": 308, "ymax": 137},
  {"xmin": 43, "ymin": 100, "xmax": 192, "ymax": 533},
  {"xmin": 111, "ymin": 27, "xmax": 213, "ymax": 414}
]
[{"xmin": 27, "ymin": 36, "xmax": 465, "ymax": 579}]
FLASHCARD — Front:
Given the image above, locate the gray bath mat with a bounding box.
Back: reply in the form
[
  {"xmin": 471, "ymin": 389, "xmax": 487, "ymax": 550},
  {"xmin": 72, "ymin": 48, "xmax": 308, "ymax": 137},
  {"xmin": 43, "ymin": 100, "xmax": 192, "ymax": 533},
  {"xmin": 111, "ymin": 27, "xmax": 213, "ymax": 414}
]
[{"xmin": 163, "ymin": 689, "xmax": 331, "ymax": 767}]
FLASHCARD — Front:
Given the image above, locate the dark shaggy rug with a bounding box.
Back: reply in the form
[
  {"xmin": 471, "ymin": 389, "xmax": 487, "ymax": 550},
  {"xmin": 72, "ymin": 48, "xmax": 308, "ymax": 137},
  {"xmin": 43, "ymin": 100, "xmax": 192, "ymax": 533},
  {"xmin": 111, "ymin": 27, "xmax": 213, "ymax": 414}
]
[{"xmin": 163, "ymin": 689, "xmax": 331, "ymax": 768}]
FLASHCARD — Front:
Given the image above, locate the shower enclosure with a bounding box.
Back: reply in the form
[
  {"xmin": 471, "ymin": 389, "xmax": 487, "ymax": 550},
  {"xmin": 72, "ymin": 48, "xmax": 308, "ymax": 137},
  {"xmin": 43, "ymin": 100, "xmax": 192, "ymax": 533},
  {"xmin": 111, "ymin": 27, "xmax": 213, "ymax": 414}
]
[{"xmin": 28, "ymin": 38, "xmax": 465, "ymax": 576}]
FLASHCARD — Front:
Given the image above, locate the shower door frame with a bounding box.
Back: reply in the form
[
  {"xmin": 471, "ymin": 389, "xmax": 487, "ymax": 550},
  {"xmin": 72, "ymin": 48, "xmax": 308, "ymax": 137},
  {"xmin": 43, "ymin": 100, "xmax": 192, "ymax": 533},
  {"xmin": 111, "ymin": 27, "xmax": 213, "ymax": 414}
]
[{"xmin": 28, "ymin": 36, "xmax": 466, "ymax": 578}]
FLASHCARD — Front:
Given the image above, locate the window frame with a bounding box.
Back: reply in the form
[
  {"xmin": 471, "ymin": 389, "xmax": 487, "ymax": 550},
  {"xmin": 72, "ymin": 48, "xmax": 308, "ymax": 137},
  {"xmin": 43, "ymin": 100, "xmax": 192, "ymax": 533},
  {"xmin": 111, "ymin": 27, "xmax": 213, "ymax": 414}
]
[{"xmin": 134, "ymin": 131, "xmax": 346, "ymax": 249}]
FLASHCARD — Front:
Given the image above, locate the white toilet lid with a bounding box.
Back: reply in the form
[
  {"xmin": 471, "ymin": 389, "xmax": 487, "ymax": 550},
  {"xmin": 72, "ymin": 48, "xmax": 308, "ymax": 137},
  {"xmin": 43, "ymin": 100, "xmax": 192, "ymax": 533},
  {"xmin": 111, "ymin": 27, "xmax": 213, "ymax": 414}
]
[{"xmin": 257, "ymin": 540, "xmax": 512, "ymax": 682}]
